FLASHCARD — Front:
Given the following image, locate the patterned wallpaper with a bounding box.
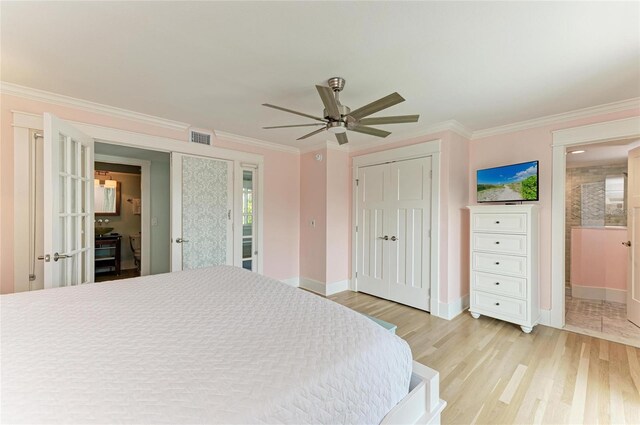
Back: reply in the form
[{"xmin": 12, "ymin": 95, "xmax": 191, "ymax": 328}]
[{"xmin": 181, "ymin": 156, "xmax": 229, "ymax": 270}]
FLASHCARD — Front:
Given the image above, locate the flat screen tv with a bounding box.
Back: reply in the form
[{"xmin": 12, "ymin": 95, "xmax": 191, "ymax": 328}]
[{"xmin": 477, "ymin": 160, "xmax": 539, "ymax": 203}]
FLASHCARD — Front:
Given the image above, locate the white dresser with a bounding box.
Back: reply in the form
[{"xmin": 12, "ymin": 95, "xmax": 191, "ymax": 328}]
[{"xmin": 467, "ymin": 205, "xmax": 539, "ymax": 333}]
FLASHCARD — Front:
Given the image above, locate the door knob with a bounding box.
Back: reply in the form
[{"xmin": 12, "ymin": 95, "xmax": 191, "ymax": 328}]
[
  {"xmin": 176, "ymin": 238, "xmax": 189, "ymax": 244},
  {"xmin": 390, "ymin": 236, "xmax": 398, "ymax": 241},
  {"xmin": 53, "ymin": 252, "xmax": 70, "ymax": 262},
  {"xmin": 37, "ymin": 254, "xmax": 51, "ymax": 262},
  {"xmin": 378, "ymin": 236, "xmax": 389, "ymax": 240},
  {"xmin": 622, "ymin": 241, "xmax": 631, "ymax": 247}
]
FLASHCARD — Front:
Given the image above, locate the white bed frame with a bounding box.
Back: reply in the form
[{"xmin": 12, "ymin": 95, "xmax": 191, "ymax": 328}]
[{"xmin": 381, "ymin": 361, "xmax": 447, "ymax": 425}]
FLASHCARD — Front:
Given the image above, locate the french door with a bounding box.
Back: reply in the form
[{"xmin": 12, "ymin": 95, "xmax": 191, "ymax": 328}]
[
  {"xmin": 356, "ymin": 156, "xmax": 432, "ymax": 311},
  {"xmin": 43, "ymin": 113, "xmax": 95, "ymax": 288},
  {"xmin": 171, "ymin": 153, "xmax": 233, "ymax": 271}
]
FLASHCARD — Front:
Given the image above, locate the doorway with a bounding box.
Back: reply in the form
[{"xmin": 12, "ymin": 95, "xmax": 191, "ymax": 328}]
[{"xmin": 563, "ymin": 139, "xmax": 640, "ymax": 346}]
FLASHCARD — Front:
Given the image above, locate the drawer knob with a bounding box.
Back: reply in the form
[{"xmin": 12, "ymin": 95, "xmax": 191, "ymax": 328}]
[
  {"xmin": 495, "ymin": 282, "xmax": 500, "ymax": 285},
  {"xmin": 495, "ymin": 302, "xmax": 500, "ymax": 306},
  {"xmin": 495, "ymin": 221, "xmax": 500, "ymax": 224},
  {"xmin": 495, "ymin": 241, "xmax": 500, "ymax": 245},
  {"xmin": 495, "ymin": 262, "xmax": 500, "ymax": 265}
]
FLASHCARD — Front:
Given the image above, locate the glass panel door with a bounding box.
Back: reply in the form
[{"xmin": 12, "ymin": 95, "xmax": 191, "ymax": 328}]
[
  {"xmin": 241, "ymin": 169, "xmax": 256, "ymax": 271},
  {"xmin": 43, "ymin": 113, "xmax": 94, "ymax": 288}
]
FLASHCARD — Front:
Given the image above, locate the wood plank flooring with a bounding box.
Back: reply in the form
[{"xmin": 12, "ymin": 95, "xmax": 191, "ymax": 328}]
[{"xmin": 328, "ymin": 291, "xmax": 640, "ymax": 425}]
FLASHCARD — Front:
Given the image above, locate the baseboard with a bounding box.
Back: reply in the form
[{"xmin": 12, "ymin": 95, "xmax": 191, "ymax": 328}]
[
  {"xmin": 281, "ymin": 277, "xmax": 300, "ymax": 288},
  {"xmin": 438, "ymin": 294, "xmax": 470, "ymax": 320},
  {"xmin": 571, "ymin": 284, "xmax": 626, "ymax": 303},
  {"xmin": 290, "ymin": 277, "xmax": 349, "ymax": 296},
  {"xmin": 538, "ymin": 309, "xmax": 552, "ymax": 327}
]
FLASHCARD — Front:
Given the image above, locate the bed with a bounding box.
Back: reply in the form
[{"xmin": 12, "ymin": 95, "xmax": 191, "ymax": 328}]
[{"xmin": 1, "ymin": 266, "xmax": 445, "ymax": 424}]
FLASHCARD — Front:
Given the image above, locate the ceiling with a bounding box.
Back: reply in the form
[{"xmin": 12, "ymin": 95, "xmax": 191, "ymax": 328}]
[
  {"xmin": 2, "ymin": 2, "xmax": 639, "ymax": 149},
  {"xmin": 567, "ymin": 138, "xmax": 640, "ymax": 167}
]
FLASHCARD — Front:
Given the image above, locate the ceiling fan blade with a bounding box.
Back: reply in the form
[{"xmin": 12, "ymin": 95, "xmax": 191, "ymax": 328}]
[
  {"xmin": 336, "ymin": 132, "xmax": 349, "ymax": 145},
  {"xmin": 263, "ymin": 123, "xmax": 325, "ymax": 129},
  {"xmin": 349, "ymin": 92, "xmax": 405, "ymax": 120},
  {"xmin": 349, "ymin": 125, "xmax": 391, "ymax": 138},
  {"xmin": 262, "ymin": 103, "xmax": 325, "ymax": 122},
  {"xmin": 297, "ymin": 127, "xmax": 327, "ymax": 140},
  {"xmin": 316, "ymin": 85, "xmax": 341, "ymax": 120},
  {"xmin": 358, "ymin": 115, "xmax": 419, "ymax": 125}
]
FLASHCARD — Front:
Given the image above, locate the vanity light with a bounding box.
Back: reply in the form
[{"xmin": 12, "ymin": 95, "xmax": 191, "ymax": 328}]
[{"xmin": 104, "ymin": 180, "xmax": 117, "ymax": 189}]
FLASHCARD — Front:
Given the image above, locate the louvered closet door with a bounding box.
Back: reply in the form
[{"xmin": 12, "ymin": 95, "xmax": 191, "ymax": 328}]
[
  {"xmin": 356, "ymin": 156, "xmax": 432, "ymax": 311},
  {"xmin": 171, "ymin": 153, "xmax": 233, "ymax": 271}
]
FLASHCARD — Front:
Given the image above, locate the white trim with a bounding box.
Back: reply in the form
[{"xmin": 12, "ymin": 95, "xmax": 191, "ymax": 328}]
[
  {"xmin": 10, "ymin": 111, "xmax": 264, "ymax": 164},
  {"xmin": 473, "ymin": 98, "xmax": 640, "ymax": 140},
  {"xmin": 550, "ymin": 116, "xmax": 640, "ymax": 329},
  {"xmin": 2, "ymin": 82, "xmax": 190, "ymax": 131},
  {"xmin": 538, "ymin": 309, "xmax": 551, "ymax": 327},
  {"xmin": 552, "ymin": 116, "xmax": 640, "ymax": 147},
  {"xmin": 215, "ymin": 130, "xmax": 300, "ymax": 154},
  {"xmin": 326, "ymin": 279, "xmax": 349, "ymax": 296},
  {"xmin": 438, "ymin": 295, "xmax": 470, "ymax": 321},
  {"xmin": 95, "ymin": 154, "xmax": 151, "ymax": 277},
  {"xmin": 281, "ymin": 277, "xmax": 300, "ymax": 288},
  {"xmin": 571, "ymin": 285, "xmax": 627, "ymax": 304},
  {"xmin": 298, "ymin": 139, "xmax": 351, "ymax": 154},
  {"xmin": 351, "ymin": 139, "xmax": 441, "ymax": 317},
  {"xmin": 297, "ymin": 277, "xmax": 349, "ymax": 296},
  {"xmin": 298, "ymin": 277, "xmax": 327, "ymax": 295}
]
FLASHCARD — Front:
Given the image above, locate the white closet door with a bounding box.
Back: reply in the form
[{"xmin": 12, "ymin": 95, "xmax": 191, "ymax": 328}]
[
  {"xmin": 627, "ymin": 146, "xmax": 640, "ymax": 328},
  {"xmin": 387, "ymin": 157, "xmax": 432, "ymax": 310},
  {"xmin": 355, "ymin": 156, "xmax": 432, "ymax": 311},
  {"xmin": 171, "ymin": 153, "xmax": 233, "ymax": 271},
  {"xmin": 43, "ymin": 113, "xmax": 94, "ymax": 288},
  {"xmin": 356, "ymin": 163, "xmax": 390, "ymax": 299}
]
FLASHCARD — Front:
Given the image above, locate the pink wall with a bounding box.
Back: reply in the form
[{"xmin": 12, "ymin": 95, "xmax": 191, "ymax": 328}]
[
  {"xmin": 470, "ymin": 108, "xmax": 640, "ymax": 310},
  {"xmin": 570, "ymin": 227, "xmax": 628, "ymax": 290},
  {"xmin": 325, "ymin": 149, "xmax": 350, "ymax": 284},
  {"xmin": 299, "ymin": 149, "xmax": 327, "ymax": 283},
  {"xmin": 0, "ymin": 94, "xmax": 300, "ymax": 293}
]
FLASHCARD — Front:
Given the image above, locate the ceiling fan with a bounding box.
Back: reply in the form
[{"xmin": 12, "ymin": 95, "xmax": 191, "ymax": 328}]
[{"xmin": 262, "ymin": 77, "xmax": 419, "ymax": 145}]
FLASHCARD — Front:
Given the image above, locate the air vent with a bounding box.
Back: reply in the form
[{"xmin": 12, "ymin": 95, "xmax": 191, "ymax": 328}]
[{"xmin": 189, "ymin": 128, "xmax": 214, "ymax": 146}]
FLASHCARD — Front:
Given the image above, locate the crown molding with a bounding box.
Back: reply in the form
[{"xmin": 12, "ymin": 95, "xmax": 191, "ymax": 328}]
[
  {"xmin": 214, "ymin": 130, "xmax": 300, "ymax": 154},
  {"xmin": 1, "ymin": 81, "xmax": 191, "ymax": 131},
  {"xmin": 471, "ymin": 97, "xmax": 640, "ymax": 140}
]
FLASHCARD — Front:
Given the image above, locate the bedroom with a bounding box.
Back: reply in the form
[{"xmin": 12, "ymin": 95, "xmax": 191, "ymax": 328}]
[{"xmin": 1, "ymin": 1, "xmax": 639, "ymax": 424}]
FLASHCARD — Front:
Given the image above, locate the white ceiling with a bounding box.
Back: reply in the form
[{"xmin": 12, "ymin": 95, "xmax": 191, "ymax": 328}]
[
  {"xmin": 567, "ymin": 138, "xmax": 640, "ymax": 167},
  {"xmin": 2, "ymin": 2, "xmax": 639, "ymax": 149}
]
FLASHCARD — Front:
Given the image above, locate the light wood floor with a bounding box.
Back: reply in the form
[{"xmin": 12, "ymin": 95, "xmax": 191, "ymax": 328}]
[{"xmin": 328, "ymin": 291, "xmax": 640, "ymax": 425}]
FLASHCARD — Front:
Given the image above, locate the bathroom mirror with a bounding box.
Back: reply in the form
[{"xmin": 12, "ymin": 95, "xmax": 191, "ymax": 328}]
[
  {"xmin": 605, "ymin": 174, "xmax": 626, "ymax": 226},
  {"xmin": 94, "ymin": 180, "xmax": 121, "ymax": 216}
]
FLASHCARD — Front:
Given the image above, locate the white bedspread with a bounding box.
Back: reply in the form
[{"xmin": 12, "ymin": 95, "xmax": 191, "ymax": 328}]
[{"xmin": 1, "ymin": 266, "xmax": 412, "ymax": 424}]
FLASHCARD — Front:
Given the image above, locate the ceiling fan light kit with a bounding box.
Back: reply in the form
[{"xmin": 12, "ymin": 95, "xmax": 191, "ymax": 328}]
[{"xmin": 262, "ymin": 77, "xmax": 419, "ymax": 145}]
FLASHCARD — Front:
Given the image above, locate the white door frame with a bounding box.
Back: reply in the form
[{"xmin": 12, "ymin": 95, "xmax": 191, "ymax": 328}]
[
  {"xmin": 550, "ymin": 116, "xmax": 640, "ymax": 328},
  {"xmin": 12, "ymin": 111, "xmax": 265, "ymax": 283},
  {"xmin": 95, "ymin": 154, "xmax": 151, "ymax": 276},
  {"xmin": 351, "ymin": 139, "xmax": 442, "ymax": 316}
]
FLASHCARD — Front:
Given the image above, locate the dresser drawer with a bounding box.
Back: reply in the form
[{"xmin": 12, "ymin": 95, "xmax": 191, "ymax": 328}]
[
  {"xmin": 473, "ymin": 213, "xmax": 527, "ymax": 234},
  {"xmin": 472, "ymin": 233, "xmax": 527, "ymax": 255},
  {"xmin": 472, "ymin": 291, "xmax": 527, "ymax": 322},
  {"xmin": 472, "ymin": 252, "xmax": 527, "ymax": 277},
  {"xmin": 472, "ymin": 272, "xmax": 527, "ymax": 299}
]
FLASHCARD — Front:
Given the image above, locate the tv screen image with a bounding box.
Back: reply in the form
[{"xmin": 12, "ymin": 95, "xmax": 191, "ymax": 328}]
[{"xmin": 477, "ymin": 160, "xmax": 539, "ymax": 203}]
